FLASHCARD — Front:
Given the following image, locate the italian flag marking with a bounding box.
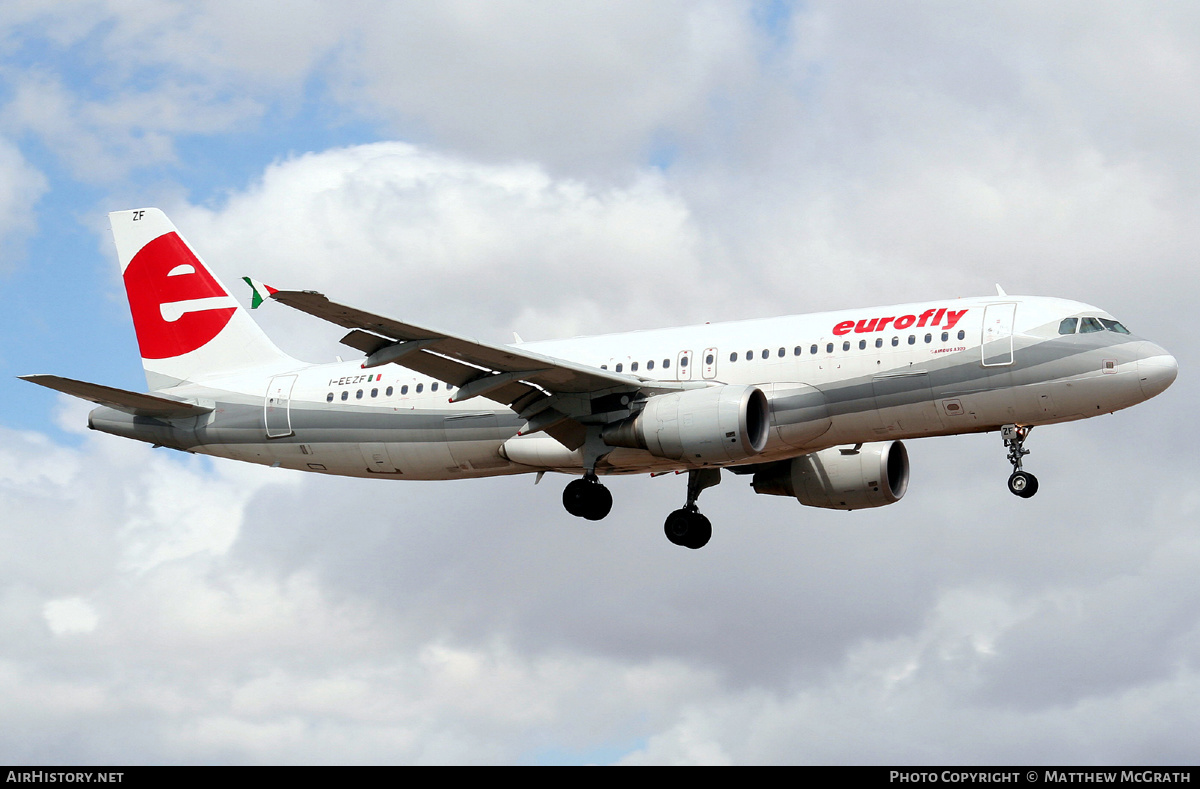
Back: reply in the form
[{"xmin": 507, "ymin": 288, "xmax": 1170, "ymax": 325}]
[{"xmin": 242, "ymin": 277, "xmax": 279, "ymax": 309}]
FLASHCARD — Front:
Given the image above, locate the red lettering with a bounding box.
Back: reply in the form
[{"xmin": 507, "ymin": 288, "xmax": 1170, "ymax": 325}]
[
  {"xmin": 831, "ymin": 308, "xmax": 968, "ymax": 335},
  {"xmin": 944, "ymin": 309, "xmax": 969, "ymax": 330}
]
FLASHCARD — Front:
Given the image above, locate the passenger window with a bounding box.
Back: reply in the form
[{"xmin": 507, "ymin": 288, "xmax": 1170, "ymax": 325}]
[
  {"xmin": 355, "ymin": 389, "xmax": 363, "ymax": 399},
  {"xmin": 401, "ymin": 385, "xmax": 409, "ymax": 395},
  {"xmin": 793, "ymin": 346, "xmax": 801, "ymax": 356},
  {"xmin": 826, "ymin": 343, "xmax": 834, "ymax": 353},
  {"xmin": 730, "ymin": 352, "xmax": 738, "ymax": 362},
  {"xmin": 326, "ymin": 392, "xmax": 334, "ymax": 403},
  {"xmin": 386, "ymin": 386, "xmax": 394, "ymax": 396},
  {"xmin": 647, "ymin": 360, "xmax": 655, "ymax": 370},
  {"xmin": 616, "ymin": 363, "xmax": 623, "ymax": 372},
  {"xmin": 941, "ymin": 332, "xmax": 948, "ymax": 342},
  {"xmin": 762, "ymin": 348, "xmax": 769, "ymax": 358},
  {"xmin": 891, "ymin": 337, "xmax": 899, "ymax": 347},
  {"xmin": 908, "ymin": 335, "xmax": 916, "ymax": 345},
  {"xmin": 416, "ymin": 383, "xmax": 423, "ymax": 393},
  {"xmin": 747, "ymin": 350, "xmax": 754, "ymax": 360},
  {"xmin": 371, "ymin": 388, "xmax": 378, "ymax": 397},
  {"xmin": 810, "ymin": 344, "xmax": 818, "ymax": 355},
  {"xmin": 924, "ymin": 333, "xmax": 931, "ymax": 343},
  {"xmin": 601, "ymin": 364, "xmax": 608, "ymax": 370},
  {"xmin": 663, "ymin": 359, "xmax": 670, "ymax": 369},
  {"xmin": 1058, "ymin": 317, "xmax": 1078, "ymax": 335},
  {"xmin": 957, "ymin": 330, "xmax": 965, "ymax": 340},
  {"xmin": 341, "ymin": 391, "xmax": 348, "ymax": 401},
  {"xmin": 631, "ymin": 362, "xmax": 638, "ymax": 372},
  {"xmin": 1080, "ymin": 317, "xmax": 1105, "ymax": 333},
  {"xmin": 431, "ymin": 382, "xmax": 438, "ymax": 391},
  {"xmin": 859, "ymin": 339, "xmax": 866, "ymax": 350},
  {"xmin": 778, "ymin": 348, "xmax": 785, "ymax": 357},
  {"xmin": 875, "ymin": 338, "xmax": 883, "ymax": 348}
]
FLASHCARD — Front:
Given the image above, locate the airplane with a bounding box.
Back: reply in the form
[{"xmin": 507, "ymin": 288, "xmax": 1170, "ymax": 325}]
[{"xmin": 22, "ymin": 208, "xmax": 1178, "ymax": 549}]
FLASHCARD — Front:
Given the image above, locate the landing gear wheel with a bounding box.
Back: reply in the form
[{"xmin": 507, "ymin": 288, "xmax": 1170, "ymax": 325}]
[
  {"xmin": 562, "ymin": 477, "xmax": 613, "ymax": 520},
  {"xmin": 1001, "ymin": 425, "xmax": 1039, "ymax": 500},
  {"xmin": 664, "ymin": 508, "xmax": 712, "ymax": 549},
  {"xmin": 1007, "ymin": 471, "xmax": 1039, "ymax": 499},
  {"xmin": 585, "ymin": 483, "xmax": 613, "ymax": 520},
  {"xmin": 664, "ymin": 509, "xmax": 689, "ymax": 545}
]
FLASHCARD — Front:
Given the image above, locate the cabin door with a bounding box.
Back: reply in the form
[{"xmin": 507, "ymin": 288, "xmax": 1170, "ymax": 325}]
[
  {"xmin": 264, "ymin": 375, "xmax": 297, "ymax": 438},
  {"xmin": 981, "ymin": 303, "xmax": 1016, "ymax": 367}
]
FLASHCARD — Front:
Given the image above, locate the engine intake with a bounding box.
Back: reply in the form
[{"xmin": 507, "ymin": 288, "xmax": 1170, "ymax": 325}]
[
  {"xmin": 602, "ymin": 384, "xmax": 769, "ymax": 464},
  {"xmin": 752, "ymin": 441, "xmax": 909, "ymax": 510}
]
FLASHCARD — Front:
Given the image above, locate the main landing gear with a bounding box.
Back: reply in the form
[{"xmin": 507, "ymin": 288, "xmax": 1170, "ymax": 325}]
[
  {"xmin": 663, "ymin": 468, "xmax": 720, "ymax": 550},
  {"xmin": 1001, "ymin": 424, "xmax": 1039, "ymax": 499},
  {"xmin": 560, "ymin": 467, "xmax": 721, "ymax": 549},
  {"xmin": 562, "ymin": 473, "xmax": 613, "ymax": 521}
]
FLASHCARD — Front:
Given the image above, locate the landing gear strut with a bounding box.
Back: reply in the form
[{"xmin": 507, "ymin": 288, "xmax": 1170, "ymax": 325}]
[
  {"xmin": 563, "ymin": 428, "xmax": 615, "ymax": 521},
  {"xmin": 1001, "ymin": 424, "xmax": 1039, "ymax": 499},
  {"xmin": 664, "ymin": 469, "xmax": 720, "ymax": 549},
  {"xmin": 563, "ymin": 473, "xmax": 613, "ymax": 521}
]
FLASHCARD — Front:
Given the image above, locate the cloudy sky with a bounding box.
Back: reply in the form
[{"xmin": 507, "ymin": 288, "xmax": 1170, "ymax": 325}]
[{"xmin": 1, "ymin": 0, "xmax": 1197, "ymax": 765}]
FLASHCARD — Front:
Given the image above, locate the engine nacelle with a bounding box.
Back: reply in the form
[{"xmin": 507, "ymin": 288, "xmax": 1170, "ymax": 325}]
[
  {"xmin": 602, "ymin": 384, "xmax": 769, "ymax": 464},
  {"xmin": 751, "ymin": 441, "xmax": 909, "ymax": 510}
]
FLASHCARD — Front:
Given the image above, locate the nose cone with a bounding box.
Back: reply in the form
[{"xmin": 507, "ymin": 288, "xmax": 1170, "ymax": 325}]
[{"xmin": 1138, "ymin": 348, "xmax": 1178, "ymax": 400}]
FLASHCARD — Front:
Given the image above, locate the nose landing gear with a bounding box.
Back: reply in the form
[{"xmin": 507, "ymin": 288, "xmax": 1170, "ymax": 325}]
[{"xmin": 1002, "ymin": 424, "xmax": 1039, "ymax": 498}]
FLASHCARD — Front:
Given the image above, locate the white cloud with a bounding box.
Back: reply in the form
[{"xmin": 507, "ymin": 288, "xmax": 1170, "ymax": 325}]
[
  {"xmin": 167, "ymin": 142, "xmax": 710, "ymax": 353},
  {"xmin": 0, "ymin": 137, "xmax": 47, "ymax": 265},
  {"xmin": 43, "ymin": 597, "xmax": 99, "ymax": 635},
  {"xmin": 5, "ymin": 395, "xmax": 1196, "ymax": 764},
  {"xmin": 331, "ymin": 1, "xmax": 757, "ymax": 169},
  {"xmin": 0, "ymin": 2, "xmax": 760, "ymax": 180}
]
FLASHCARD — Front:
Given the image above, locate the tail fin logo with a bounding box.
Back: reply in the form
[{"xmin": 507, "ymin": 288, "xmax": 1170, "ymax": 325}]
[{"xmin": 123, "ymin": 232, "xmax": 237, "ymax": 359}]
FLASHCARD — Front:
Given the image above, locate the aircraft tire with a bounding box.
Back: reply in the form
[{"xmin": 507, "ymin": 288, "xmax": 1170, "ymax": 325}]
[
  {"xmin": 684, "ymin": 513, "xmax": 712, "ymax": 549},
  {"xmin": 563, "ymin": 478, "xmax": 612, "ymax": 520},
  {"xmin": 664, "ymin": 508, "xmax": 712, "ymax": 549},
  {"xmin": 1007, "ymin": 471, "xmax": 1039, "ymax": 499},
  {"xmin": 664, "ymin": 509, "xmax": 690, "ymax": 545},
  {"xmin": 583, "ymin": 483, "xmax": 613, "ymax": 521}
]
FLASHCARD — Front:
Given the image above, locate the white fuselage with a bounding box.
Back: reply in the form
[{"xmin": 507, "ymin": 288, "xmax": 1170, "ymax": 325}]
[{"xmin": 87, "ymin": 294, "xmax": 1176, "ymax": 481}]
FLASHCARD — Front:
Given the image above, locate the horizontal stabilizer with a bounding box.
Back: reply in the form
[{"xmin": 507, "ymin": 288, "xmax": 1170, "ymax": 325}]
[{"xmin": 19, "ymin": 375, "xmax": 212, "ymax": 419}]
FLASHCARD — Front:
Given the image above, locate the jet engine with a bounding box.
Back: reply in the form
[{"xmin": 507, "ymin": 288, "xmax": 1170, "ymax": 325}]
[
  {"xmin": 751, "ymin": 441, "xmax": 909, "ymax": 510},
  {"xmin": 602, "ymin": 384, "xmax": 769, "ymax": 464}
]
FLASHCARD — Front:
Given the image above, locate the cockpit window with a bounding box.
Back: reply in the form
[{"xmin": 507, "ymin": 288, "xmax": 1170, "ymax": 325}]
[{"xmin": 1062, "ymin": 315, "xmax": 1132, "ymax": 335}]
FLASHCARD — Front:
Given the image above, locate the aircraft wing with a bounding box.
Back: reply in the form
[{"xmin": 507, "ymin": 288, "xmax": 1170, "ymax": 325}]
[
  {"xmin": 20, "ymin": 375, "xmax": 212, "ymax": 419},
  {"xmin": 272, "ymin": 289, "xmax": 693, "ymax": 448}
]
